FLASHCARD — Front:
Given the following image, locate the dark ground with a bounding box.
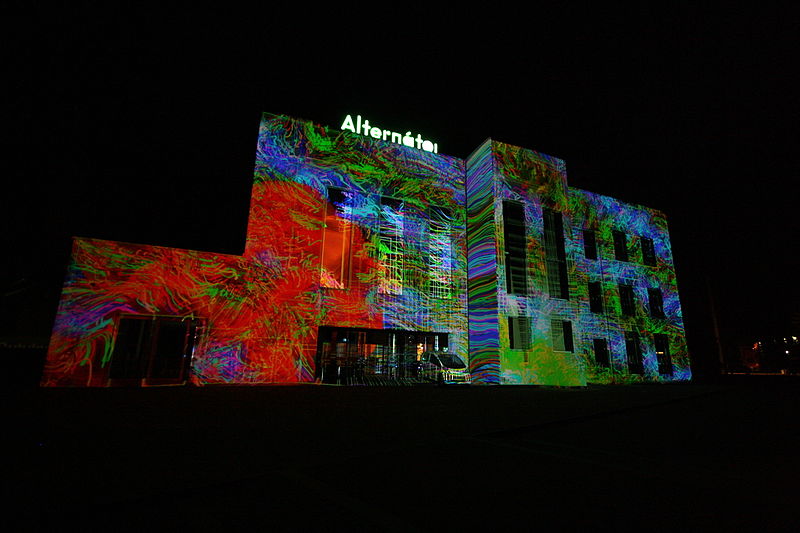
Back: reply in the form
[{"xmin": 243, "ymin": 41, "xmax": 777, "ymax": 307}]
[{"xmin": 4, "ymin": 379, "xmax": 799, "ymax": 532}]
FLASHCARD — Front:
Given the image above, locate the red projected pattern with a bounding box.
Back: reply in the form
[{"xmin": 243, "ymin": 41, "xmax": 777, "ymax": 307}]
[{"xmin": 42, "ymin": 181, "xmax": 382, "ymax": 386}]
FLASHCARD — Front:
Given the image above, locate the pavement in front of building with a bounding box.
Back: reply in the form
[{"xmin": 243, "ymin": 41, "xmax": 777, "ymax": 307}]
[{"xmin": 4, "ymin": 379, "xmax": 799, "ymax": 531}]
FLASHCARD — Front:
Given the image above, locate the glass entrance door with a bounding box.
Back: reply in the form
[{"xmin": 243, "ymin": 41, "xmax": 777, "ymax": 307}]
[{"xmin": 315, "ymin": 326, "xmax": 448, "ymax": 385}]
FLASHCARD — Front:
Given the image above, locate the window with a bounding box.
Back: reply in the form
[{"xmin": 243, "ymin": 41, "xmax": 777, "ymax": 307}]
[
  {"xmin": 619, "ymin": 284, "xmax": 636, "ymax": 316},
  {"xmin": 613, "ymin": 230, "xmax": 628, "ymax": 262},
  {"xmin": 543, "ymin": 208, "xmax": 569, "ymax": 299},
  {"xmin": 648, "ymin": 288, "xmax": 665, "ymax": 318},
  {"xmin": 109, "ymin": 316, "xmax": 199, "ymax": 385},
  {"xmin": 583, "ymin": 230, "xmax": 598, "ymax": 260},
  {"xmin": 428, "ymin": 206, "xmax": 453, "ymax": 299},
  {"xmin": 625, "ymin": 331, "xmax": 643, "ymax": 374},
  {"xmin": 654, "ymin": 334, "xmax": 673, "ymax": 376},
  {"xmin": 502, "ymin": 201, "xmax": 528, "ymax": 295},
  {"xmin": 593, "ymin": 338, "xmax": 610, "ymax": 367},
  {"xmin": 641, "ymin": 237, "xmax": 656, "ymax": 266},
  {"xmin": 551, "ymin": 319, "xmax": 574, "ymax": 352},
  {"xmin": 379, "ymin": 196, "xmax": 404, "ymax": 295},
  {"xmin": 321, "ymin": 187, "xmax": 354, "ymax": 289},
  {"xmin": 588, "ymin": 281, "xmax": 604, "ymax": 313},
  {"xmin": 508, "ymin": 316, "xmax": 531, "ymax": 350}
]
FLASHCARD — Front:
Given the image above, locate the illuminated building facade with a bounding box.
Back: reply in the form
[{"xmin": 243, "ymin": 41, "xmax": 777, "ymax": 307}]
[{"xmin": 41, "ymin": 113, "xmax": 690, "ymax": 387}]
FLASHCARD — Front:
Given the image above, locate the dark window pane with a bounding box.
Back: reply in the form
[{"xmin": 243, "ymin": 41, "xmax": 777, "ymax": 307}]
[
  {"xmin": 625, "ymin": 331, "xmax": 643, "ymax": 374},
  {"xmin": 593, "ymin": 339, "xmax": 610, "ymax": 367},
  {"xmin": 648, "ymin": 288, "xmax": 665, "ymax": 318},
  {"xmin": 613, "ymin": 230, "xmax": 628, "ymax": 262},
  {"xmin": 149, "ymin": 320, "xmax": 190, "ymax": 380},
  {"xmin": 619, "ymin": 284, "xmax": 636, "ymax": 316},
  {"xmin": 654, "ymin": 334, "xmax": 673, "ymax": 375},
  {"xmin": 583, "ymin": 230, "xmax": 597, "ymax": 260},
  {"xmin": 563, "ymin": 321, "xmax": 574, "ymax": 352},
  {"xmin": 503, "ymin": 201, "xmax": 528, "ymax": 295},
  {"xmin": 109, "ymin": 317, "xmax": 197, "ymax": 384},
  {"xmin": 589, "ymin": 282, "xmax": 604, "ymax": 313},
  {"xmin": 543, "ymin": 208, "xmax": 569, "ymax": 299},
  {"xmin": 109, "ymin": 318, "xmax": 152, "ymax": 379},
  {"xmin": 551, "ymin": 320, "xmax": 573, "ymax": 352},
  {"xmin": 641, "ymin": 237, "xmax": 656, "ymax": 266}
]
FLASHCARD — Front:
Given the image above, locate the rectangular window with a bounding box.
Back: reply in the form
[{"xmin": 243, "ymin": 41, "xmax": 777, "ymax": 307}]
[
  {"xmin": 613, "ymin": 230, "xmax": 628, "ymax": 262},
  {"xmin": 508, "ymin": 316, "xmax": 531, "ymax": 350},
  {"xmin": 428, "ymin": 206, "xmax": 453, "ymax": 299},
  {"xmin": 379, "ymin": 196, "xmax": 404, "ymax": 295},
  {"xmin": 588, "ymin": 281, "xmax": 604, "ymax": 313},
  {"xmin": 321, "ymin": 187, "xmax": 354, "ymax": 289},
  {"xmin": 543, "ymin": 208, "xmax": 569, "ymax": 299},
  {"xmin": 583, "ymin": 230, "xmax": 598, "ymax": 260},
  {"xmin": 109, "ymin": 316, "xmax": 199, "ymax": 385},
  {"xmin": 625, "ymin": 331, "xmax": 644, "ymax": 374},
  {"xmin": 619, "ymin": 284, "xmax": 636, "ymax": 316},
  {"xmin": 502, "ymin": 201, "xmax": 528, "ymax": 295},
  {"xmin": 648, "ymin": 288, "xmax": 665, "ymax": 318},
  {"xmin": 593, "ymin": 338, "xmax": 610, "ymax": 367},
  {"xmin": 654, "ymin": 334, "xmax": 673, "ymax": 376},
  {"xmin": 641, "ymin": 237, "xmax": 657, "ymax": 266},
  {"xmin": 551, "ymin": 319, "xmax": 574, "ymax": 352}
]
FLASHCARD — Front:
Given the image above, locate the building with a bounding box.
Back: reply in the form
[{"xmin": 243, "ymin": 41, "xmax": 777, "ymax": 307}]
[{"xmin": 41, "ymin": 112, "xmax": 691, "ymax": 387}]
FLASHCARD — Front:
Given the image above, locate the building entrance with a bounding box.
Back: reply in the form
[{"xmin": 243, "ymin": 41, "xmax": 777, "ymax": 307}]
[{"xmin": 315, "ymin": 326, "xmax": 449, "ymax": 385}]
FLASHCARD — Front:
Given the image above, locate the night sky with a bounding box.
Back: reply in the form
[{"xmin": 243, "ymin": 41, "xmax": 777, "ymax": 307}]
[{"xmin": 6, "ymin": 6, "xmax": 799, "ymax": 378}]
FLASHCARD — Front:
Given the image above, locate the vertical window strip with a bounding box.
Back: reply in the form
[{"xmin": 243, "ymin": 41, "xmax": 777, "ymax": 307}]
[
  {"xmin": 321, "ymin": 187, "xmax": 354, "ymax": 289},
  {"xmin": 593, "ymin": 338, "xmax": 610, "ymax": 367},
  {"xmin": 543, "ymin": 208, "xmax": 569, "ymax": 299},
  {"xmin": 583, "ymin": 229, "xmax": 598, "ymax": 260},
  {"xmin": 625, "ymin": 331, "xmax": 643, "ymax": 374},
  {"xmin": 613, "ymin": 230, "xmax": 628, "ymax": 262},
  {"xmin": 502, "ymin": 201, "xmax": 528, "ymax": 295},
  {"xmin": 654, "ymin": 333, "xmax": 673, "ymax": 375},
  {"xmin": 641, "ymin": 237, "xmax": 657, "ymax": 266},
  {"xmin": 509, "ymin": 316, "xmax": 531, "ymax": 350},
  {"xmin": 619, "ymin": 283, "xmax": 636, "ymax": 316},
  {"xmin": 589, "ymin": 281, "xmax": 604, "ymax": 313},
  {"xmin": 379, "ymin": 196, "xmax": 403, "ymax": 295},
  {"xmin": 551, "ymin": 319, "xmax": 574, "ymax": 352},
  {"xmin": 429, "ymin": 206, "xmax": 453, "ymax": 300},
  {"xmin": 648, "ymin": 288, "xmax": 665, "ymax": 318}
]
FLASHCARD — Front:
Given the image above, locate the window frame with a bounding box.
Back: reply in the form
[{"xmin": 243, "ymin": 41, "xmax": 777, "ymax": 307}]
[
  {"xmin": 613, "ymin": 230, "xmax": 629, "ymax": 262},
  {"xmin": 508, "ymin": 316, "xmax": 532, "ymax": 350},
  {"xmin": 619, "ymin": 283, "xmax": 636, "ymax": 316},
  {"xmin": 583, "ymin": 229, "xmax": 598, "ymax": 260},
  {"xmin": 551, "ymin": 319, "xmax": 574, "ymax": 352}
]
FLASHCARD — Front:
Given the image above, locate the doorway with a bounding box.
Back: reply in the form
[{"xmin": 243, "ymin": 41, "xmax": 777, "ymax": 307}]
[{"xmin": 315, "ymin": 326, "xmax": 449, "ymax": 384}]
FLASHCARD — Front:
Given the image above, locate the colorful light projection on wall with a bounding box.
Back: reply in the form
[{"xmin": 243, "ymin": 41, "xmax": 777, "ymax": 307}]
[
  {"xmin": 466, "ymin": 140, "xmax": 690, "ymax": 386},
  {"xmin": 42, "ymin": 113, "xmax": 689, "ymax": 387},
  {"xmin": 42, "ymin": 113, "xmax": 468, "ymax": 386}
]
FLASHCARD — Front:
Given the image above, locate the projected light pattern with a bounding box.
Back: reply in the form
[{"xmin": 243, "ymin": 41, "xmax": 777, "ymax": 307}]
[
  {"xmin": 569, "ymin": 188, "xmax": 690, "ymax": 383},
  {"xmin": 466, "ymin": 140, "xmax": 501, "ymax": 384},
  {"xmin": 42, "ymin": 114, "xmax": 468, "ymax": 386},
  {"xmin": 464, "ymin": 139, "xmax": 690, "ymax": 386},
  {"xmin": 42, "ymin": 113, "xmax": 689, "ymax": 387}
]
